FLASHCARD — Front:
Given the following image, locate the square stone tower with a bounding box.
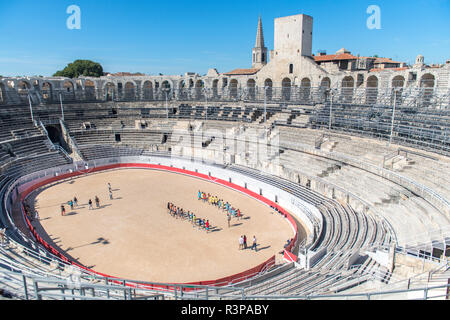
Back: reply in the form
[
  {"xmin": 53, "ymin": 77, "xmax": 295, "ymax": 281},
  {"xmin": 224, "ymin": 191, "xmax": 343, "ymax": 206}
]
[{"xmin": 273, "ymin": 14, "xmax": 313, "ymax": 58}]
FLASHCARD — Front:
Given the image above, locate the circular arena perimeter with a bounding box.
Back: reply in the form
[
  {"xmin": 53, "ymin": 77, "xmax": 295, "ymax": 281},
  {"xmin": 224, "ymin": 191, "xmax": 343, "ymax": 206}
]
[{"xmin": 23, "ymin": 164, "xmax": 298, "ymax": 284}]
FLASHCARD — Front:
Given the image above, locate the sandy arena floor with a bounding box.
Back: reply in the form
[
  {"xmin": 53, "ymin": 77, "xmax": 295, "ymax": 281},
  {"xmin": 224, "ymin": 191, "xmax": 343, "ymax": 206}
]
[{"xmin": 27, "ymin": 168, "xmax": 297, "ymax": 283}]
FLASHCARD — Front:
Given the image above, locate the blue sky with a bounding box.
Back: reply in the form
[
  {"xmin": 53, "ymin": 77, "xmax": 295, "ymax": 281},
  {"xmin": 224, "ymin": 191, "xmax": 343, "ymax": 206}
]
[{"xmin": 0, "ymin": 0, "xmax": 448, "ymax": 77}]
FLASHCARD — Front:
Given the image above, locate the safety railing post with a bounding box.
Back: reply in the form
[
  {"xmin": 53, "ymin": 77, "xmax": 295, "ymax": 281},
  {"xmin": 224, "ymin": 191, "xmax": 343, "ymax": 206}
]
[
  {"xmin": 104, "ymin": 277, "xmax": 110, "ymax": 298},
  {"xmin": 33, "ymin": 279, "xmax": 40, "ymax": 300},
  {"xmin": 22, "ymin": 275, "xmax": 29, "ymax": 300}
]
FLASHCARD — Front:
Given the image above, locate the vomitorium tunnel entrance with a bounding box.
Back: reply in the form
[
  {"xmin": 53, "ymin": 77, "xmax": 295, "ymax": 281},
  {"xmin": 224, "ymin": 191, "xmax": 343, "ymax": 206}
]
[{"xmin": 45, "ymin": 125, "xmax": 70, "ymax": 153}]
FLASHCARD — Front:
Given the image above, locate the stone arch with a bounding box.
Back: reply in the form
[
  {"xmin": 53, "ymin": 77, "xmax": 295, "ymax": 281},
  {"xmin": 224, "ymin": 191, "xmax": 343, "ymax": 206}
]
[
  {"xmin": 124, "ymin": 81, "xmax": 136, "ymax": 100},
  {"xmin": 105, "ymin": 82, "xmax": 116, "ymax": 101},
  {"xmin": 75, "ymin": 79, "xmax": 83, "ymax": 91},
  {"xmin": 32, "ymin": 80, "xmax": 40, "ymax": 90},
  {"xmin": 341, "ymin": 76, "xmax": 354, "ymax": 102},
  {"xmin": 161, "ymin": 80, "xmax": 173, "ymax": 99},
  {"xmin": 177, "ymin": 80, "xmax": 187, "ymax": 100},
  {"xmin": 366, "ymin": 75, "xmax": 378, "ymax": 104},
  {"xmin": 420, "ymin": 73, "xmax": 435, "ymax": 106},
  {"xmin": 320, "ymin": 77, "xmax": 331, "ymax": 89},
  {"xmin": 63, "ymin": 80, "xmax": 76, "ymax": 101},
  {"xmin": 142, "ymin": 80, "xmax": 153, "ymax": 100},
  {"xmin": 18, "ymin": 80, "xmax": 31, "ymax": 90},
  {"xmin": 392, "ymin": 75, "xmax": 405, "ymax": 88},
  {"xmin": 230, "ymin": 79, "xmax": 239, "ymax": 99},
  {"xmin": 17, "ymin": 80, "xmax": 31, "ymax": 102},
  {"xmin": 264, "ymin": 78, "xmax": 273, "ymax": 101},
  {"xmin": 161, "ymin": 80, "xmax": 171, "ymax": 89},
  {"xmin": 41, "ymin": 82, "xmax": 53, "ymax": 102},
  {"xmin": 195, "ymin": 80, "xmax": 204, "ymax": 100},
  {"xmin": 84, "ymin": 80, "xmax": 96, "ymax": 100},
  {"xmin": 6, "ymin": 80, "xmax": 15, "ymax": 89},
  {"xmin": 282, "ymin": 77, "xmax": 292, "ymax": 101},
  {"xmin": 300, "ymin": 78, "xmax": 311, "ymax": 102},
  {"xmin": 247, "ymin": 79, "xmax": 256, "ymax": 100},
  {"xmin": 420, "ymin": 73, "xmax": 435, "ymax": 88}
]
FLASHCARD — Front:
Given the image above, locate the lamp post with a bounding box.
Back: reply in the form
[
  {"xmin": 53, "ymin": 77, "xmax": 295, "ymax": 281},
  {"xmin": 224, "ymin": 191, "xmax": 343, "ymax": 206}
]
[
  {"xmin": 328, "ymin": 89, "xmax": 335, "ymax": 131},
  {"xmin": 203, "ymin": 87, "xmax": 210, "ymax": 122},
  {"xmin": 163, "ymin": 88, "xmax": 170, "ymax": 121},
  {"xmin": 264, "ymin": 86, "xmax": 268, "ymax": 125},
  {"xmin": 59, "ymin": 93, "xmax": 65, "ymax": 121},
  {"xmin": 389, "ymin": 88, "xmax": 400, "ymax": 147},
  {"xmin": 28, "ymin": 94, "xmax": 34, "ymax": 124}
]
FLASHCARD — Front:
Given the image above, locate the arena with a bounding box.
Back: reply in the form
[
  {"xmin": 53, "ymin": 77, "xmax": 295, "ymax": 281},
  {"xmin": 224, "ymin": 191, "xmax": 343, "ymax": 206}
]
[
  {"xmin": 27, "ymin": 167, "xmax": 296, "ymax": 283},
  {"xmin": 0, "ymin": 13, "xmax": 449, "ymax": 301}
]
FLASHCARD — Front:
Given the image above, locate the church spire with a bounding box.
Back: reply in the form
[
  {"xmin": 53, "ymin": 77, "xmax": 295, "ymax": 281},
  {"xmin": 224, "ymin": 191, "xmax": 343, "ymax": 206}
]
[
  {"xmin": 252, "ymin": 15, "xmax": 268, "ymax": 68},
  {"xmin": 255, "ymin": 15, "xmax": 265, "ymax": 48}
]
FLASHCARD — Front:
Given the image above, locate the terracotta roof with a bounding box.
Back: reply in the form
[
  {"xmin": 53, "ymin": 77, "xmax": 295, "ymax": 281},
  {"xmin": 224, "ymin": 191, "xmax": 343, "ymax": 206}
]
[
  {"xmin": 223, "ymin": 68, "xmax": 260, "ymax": 76},
  {"xmin": 314, "ymin": 53, "xmax": 358, "ymax": 62},
  {"xmin": 374, "ymin": 58, "xmax": 402, "ymax": 64},
  {"xmin": 369, "ymin": 67, "xmax": 409, "ymax": 73}
]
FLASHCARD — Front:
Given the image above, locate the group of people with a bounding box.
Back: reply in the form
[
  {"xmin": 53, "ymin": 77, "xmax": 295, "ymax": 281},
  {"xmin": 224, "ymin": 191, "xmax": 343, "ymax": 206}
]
[
  {"xmin": 167, "ymin": 202, "xmax": 212, "ymax": 232},
  {"xmin": 60, "ymin": 195, "xmax": 101, "ymax": 216},
  {"xmin": 197, "ymin": 191, "xmax": 243, "ymax": 222},
  {"xmin": 239, "ymin": 235, "xmax": 257, "ymax": 252}
]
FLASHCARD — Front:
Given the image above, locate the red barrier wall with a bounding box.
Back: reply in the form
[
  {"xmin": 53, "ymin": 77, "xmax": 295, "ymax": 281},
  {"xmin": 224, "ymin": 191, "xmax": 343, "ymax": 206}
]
[{"xmin": 19, "ymin": 163, "xmax": 298, "ymax": 289}]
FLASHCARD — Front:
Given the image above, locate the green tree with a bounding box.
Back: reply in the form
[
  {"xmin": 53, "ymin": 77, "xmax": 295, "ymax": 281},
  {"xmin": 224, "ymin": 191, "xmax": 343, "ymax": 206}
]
[{"xmin": 54, "ymin": 60, "xmax": 104, "ymax": 78}]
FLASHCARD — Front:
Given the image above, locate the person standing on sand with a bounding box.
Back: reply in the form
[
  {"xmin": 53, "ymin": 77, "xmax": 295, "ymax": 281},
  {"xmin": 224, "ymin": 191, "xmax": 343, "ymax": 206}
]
[{"xmin": 251, "ymin": 236, "xmax": 257, "ymax": 252}]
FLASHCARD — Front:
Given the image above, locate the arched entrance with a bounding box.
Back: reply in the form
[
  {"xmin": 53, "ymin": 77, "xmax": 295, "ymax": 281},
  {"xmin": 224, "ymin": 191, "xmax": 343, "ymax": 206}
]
[
  {"xmin": 319, "ymin": 77, "xmax": 331, "ymax": 101},
  {"xmin": 63, "ymin": 81, "xmax": 76, "ymax": 101},
  {"xmin": 85, "ymin": 80, "xmax": 96, "ymax": 101},
  {"xmin": 366, "ymin": 75, "xmax": 378, "ymax": 104},
  {"xmin": 17, "ymin": 81, "xmax": 31, "ymax": 103},
  {"xmin": 420, "ymin": 74, "xmax": 435, "ymax": 107},
  {"xmin": 300, "ymin": 78, "xmax": 311, "ymax": 102},
  {"xmin": 264, "ymin": 79, "xmax": 273, "ymax": 101},
  {"xmin": 247, "ymin": 79, "xmax": 256, "ymax": 100},
  {"xmin": 392, "ymin": 76, "xmax": 405, "ymax": 105},
  {"xmin": 341, "ymin": 76, "xmax": 354, "ymax": 103},
  {"xmin": 124, "ymin": 82, "xmax": 136, "ymax": 101},
  {"xmin": 142, "ymin": 81, "xmax": 153, "ymax": 101},
  {"xmin": 42, "ymin": 82, "xmax": 53, "ymax": 102},
  {"xmin": 195, "ymin": 80, "xmax": 204, "ymax": 100},
  {"xmin": 105, "ymin": 82, "xmax": 116, "ymax": 101},
  {"xmin": 282, "ymin": 78, "xmax": 291, "ymax": 101},
  {"xmin": 230, "ymin": 79, "xmax": 238, "ymax": 99}
]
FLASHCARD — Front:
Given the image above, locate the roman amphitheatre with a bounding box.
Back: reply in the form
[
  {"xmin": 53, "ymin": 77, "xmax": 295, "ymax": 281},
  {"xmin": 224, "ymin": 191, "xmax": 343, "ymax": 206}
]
[{"xmin": 0, "ymin": 13, "xmax": 449, "ymax": 300}]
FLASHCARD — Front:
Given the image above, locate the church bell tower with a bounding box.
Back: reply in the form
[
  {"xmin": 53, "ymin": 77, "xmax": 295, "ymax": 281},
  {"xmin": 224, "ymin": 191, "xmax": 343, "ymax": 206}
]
[{"xmin": 252, "ymin": 16, "xmax": 268, "ymax": 69}]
